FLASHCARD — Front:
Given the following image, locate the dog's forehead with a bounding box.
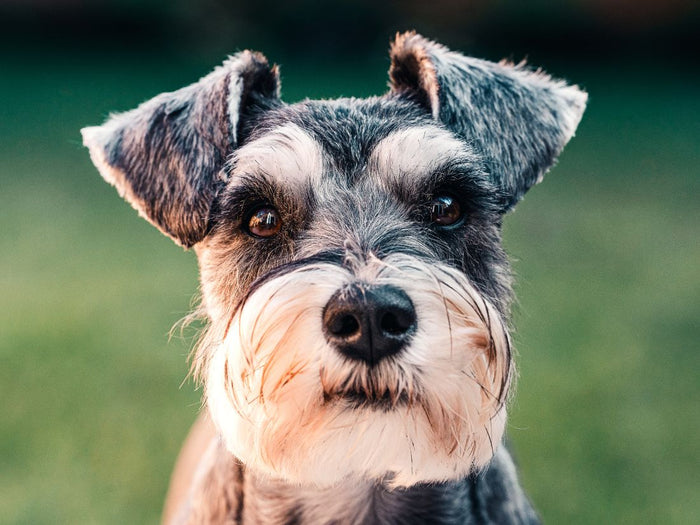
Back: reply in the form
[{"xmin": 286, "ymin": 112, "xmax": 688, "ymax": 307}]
[{"xmin": 235, "ymin": 97, "xmax": 472, "ymax": 185}]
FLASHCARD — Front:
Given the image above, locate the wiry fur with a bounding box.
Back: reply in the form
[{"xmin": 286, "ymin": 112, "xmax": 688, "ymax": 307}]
[
  {"xmin": 82, "ymin": 31, "xmax": 586, "ymax": 524},
  {"xmin": 81, "ymin": 50, "xmax": 280, "ymax": 247},
  {"xmin": 179, "ymin": 441, "xmax": 538, "ymax": 524},
  {"xmin": 390, "ymin": 31, "xmax": 587, "ymax": 210},
  {"xmin": 204, "ymin": 253, "xmax": 511, "ymax": 486}
]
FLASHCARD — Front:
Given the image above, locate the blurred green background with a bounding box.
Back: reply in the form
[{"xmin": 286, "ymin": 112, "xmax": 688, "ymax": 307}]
[{"xmin": 1, "ymin": 1, "xmax": 698, "ymax": 523}]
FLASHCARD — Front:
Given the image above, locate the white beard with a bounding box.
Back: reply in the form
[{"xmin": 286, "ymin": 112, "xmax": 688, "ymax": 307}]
[{"xmin": 205, "ymin": 254, "xmax": 511, "ymax": 487}]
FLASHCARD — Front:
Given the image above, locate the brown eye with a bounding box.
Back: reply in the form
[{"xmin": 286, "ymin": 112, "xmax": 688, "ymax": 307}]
[
  {"xmin": 429, "ymin": 195, "xmax": 461, "ymax": 226},
  {"xmin": 247, "ymin": 206, "xmax": 282, "ymax": 238}
]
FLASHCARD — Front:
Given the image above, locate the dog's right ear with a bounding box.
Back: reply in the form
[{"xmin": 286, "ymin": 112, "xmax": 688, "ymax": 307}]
[{"xmin": 82, "ymin": 51, "xmax": 280, "ymax": 248}]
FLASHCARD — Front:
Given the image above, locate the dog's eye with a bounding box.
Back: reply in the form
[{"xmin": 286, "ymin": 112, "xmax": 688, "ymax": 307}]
[
  {"xmin": 247, "ymin": 206, "xmax": 282, "ymax": 238},
  {"xmin": 429, "ymin": 195, "xmax": 461, "ymax": 226}
]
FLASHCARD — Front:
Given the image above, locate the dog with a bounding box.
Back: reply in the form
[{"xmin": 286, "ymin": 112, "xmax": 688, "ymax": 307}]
[{"xmin": 82, "ymin": 32, "xmax": 586, "ymax": 524}]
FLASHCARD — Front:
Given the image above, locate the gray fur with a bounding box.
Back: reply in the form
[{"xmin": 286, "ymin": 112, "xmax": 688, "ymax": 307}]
[
  {"xmin": 82, "ymin": 32, "xmax": 586, "ymax": 525},
  {"xmin": 82, "ymin": 50, "xmax": 279, "ymax": 247},
  {"xmin": 389, "ymin": 32, "xmax": 587, "ymax": 210},
  {"xmin": 182, "ymin": 443, "xmax": 538, "ymax": 524},
  {"xmin": 213, "ymin": 112, "xmax": 513, "ymax": 315}
]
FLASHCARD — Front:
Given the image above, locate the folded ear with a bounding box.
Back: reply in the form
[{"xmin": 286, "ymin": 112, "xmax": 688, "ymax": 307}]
[
  {"xmin": 389, "ymin": 32, "xmax": 587, "ymax": 211},
  {"xmin": 82, "ymin": 51, "xmax": 280, "ymax": 247}
]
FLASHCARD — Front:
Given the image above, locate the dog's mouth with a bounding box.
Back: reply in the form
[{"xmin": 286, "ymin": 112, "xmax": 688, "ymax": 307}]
[
  {"xmin": 319, "ymin": 365, "xmax": 421, "ymax": 411},
  {"xmin": 322, "ymin": 386, "xmax": 414, "ymax": 411}
]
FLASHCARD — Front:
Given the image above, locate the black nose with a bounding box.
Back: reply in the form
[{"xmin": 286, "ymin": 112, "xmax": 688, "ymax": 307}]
[{"xmin": 322, "ymin": 284, "xmax": 417, "ymax": 366}]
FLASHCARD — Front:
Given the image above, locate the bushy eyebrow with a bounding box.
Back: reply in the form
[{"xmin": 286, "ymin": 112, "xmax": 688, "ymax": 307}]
[
  {"xmin": 228, "ymin": 123, "xmax": 325, "ymax": 187},
  {"xmin": 366, "ymin": 126, "xmax": 500, "ymax": 212}
]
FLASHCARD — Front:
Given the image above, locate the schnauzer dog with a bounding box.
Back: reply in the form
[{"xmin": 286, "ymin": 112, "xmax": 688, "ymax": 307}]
[{"xmin": 83, "ymin": 32, "xmax": 585, "ymax": 524}]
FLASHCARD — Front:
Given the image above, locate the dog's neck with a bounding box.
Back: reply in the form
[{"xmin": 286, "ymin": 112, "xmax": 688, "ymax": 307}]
[
  {"xmin": 244, "ymin": 471, "xmax": 467, "ymax": 524},
  {"xmin": 187, "ymin": 440, "xmax": 538, "ymax": 524}
]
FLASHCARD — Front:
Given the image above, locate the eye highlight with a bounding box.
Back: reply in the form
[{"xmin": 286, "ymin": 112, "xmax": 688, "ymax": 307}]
[
  {"xmin": 246, "ymin": 205, "xmax": 282, "ymax": 238},
  {"xmin": 429, "ymin": 195, "xmax": 462, "ymax": 226}
]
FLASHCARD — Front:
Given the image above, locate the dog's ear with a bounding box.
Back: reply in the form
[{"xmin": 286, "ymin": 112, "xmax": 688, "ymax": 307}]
[
  {"xmin": 389, "ymin": 32, "xmax": 587, "ymax": 211},
  {"xmin": 82, "ymin": 51, "xmax": 280, "ymax": 247}
]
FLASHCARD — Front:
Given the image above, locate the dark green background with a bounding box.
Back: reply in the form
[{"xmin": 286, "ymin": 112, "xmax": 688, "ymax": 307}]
[{"xmin": 1, "ymin": 1, "xmax": 698, "ymax": 523}]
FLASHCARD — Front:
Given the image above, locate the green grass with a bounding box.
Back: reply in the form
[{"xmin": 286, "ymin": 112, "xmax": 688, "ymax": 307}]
[{"xmin": 1, "ymin": 53, "xmax": 697, "ymax": 524}]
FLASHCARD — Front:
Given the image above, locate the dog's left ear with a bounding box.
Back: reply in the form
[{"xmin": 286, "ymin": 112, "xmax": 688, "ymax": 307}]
[
  {"xmin": 82, "ymin": 51, "xmax": 280, "ymax": 247},
  {"xmin": 389, "ymin": 32, "xmax": 587, "ymax": 211}
]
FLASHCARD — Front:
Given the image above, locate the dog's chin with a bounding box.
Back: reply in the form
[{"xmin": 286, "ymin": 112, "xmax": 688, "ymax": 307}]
[
  {"xmin": 206, "ymin": 347, "xmax": 508, "ymax": 488},
  {"xmin": 221, "ymin": 400, "xmax": 506, "ymax": 487}
]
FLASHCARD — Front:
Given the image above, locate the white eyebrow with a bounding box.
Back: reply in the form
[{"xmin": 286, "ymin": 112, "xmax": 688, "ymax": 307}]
[
  {"xmin": 230, "ymin": 123, "xmax": 325, "ymax": 187},
  {"xmin": 366, "ymin": 126, "xmax": 469, "ymax": 185}
]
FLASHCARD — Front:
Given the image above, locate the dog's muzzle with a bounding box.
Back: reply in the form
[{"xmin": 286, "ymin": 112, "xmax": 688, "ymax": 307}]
[
  {"xmin": 204, "ymin": 254, "xmax": 512, "ymax": 486},
  {"xmin": 322, "ymin": 284, "xmax": 417, "ymax": 366}
]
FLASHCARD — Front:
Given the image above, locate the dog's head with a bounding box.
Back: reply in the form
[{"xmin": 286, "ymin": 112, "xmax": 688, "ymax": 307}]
[{"xmin": 83, "ymin": 33, "xmax": 585, "ymax": 487}]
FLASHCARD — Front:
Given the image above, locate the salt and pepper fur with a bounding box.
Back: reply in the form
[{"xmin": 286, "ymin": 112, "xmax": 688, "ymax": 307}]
[{"xmin": 83, "ymin": 31, "xmax": 586, "ymax": 524}]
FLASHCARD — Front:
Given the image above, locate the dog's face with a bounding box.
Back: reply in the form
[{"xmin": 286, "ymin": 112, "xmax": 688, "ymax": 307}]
[
  {"xmin": 198, "ymin": 107, "xmax": 513, "ymax": 486},
  {"xmin": 83, "ymin": 33, "xmax": 586, "ymax": 487}
]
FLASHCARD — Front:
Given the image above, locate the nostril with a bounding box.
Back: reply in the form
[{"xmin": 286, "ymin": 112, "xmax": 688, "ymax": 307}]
[
  {"xmin": 380, "ymin": 311, "xmax": 402, "ymax": 335},
  {"xmin": 329, "ymin": 313, "xmax": 360, "ymax": 338},
  {"xmin": 379, "ymin": 308, "xmax": 416, "ymax": 336}
]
